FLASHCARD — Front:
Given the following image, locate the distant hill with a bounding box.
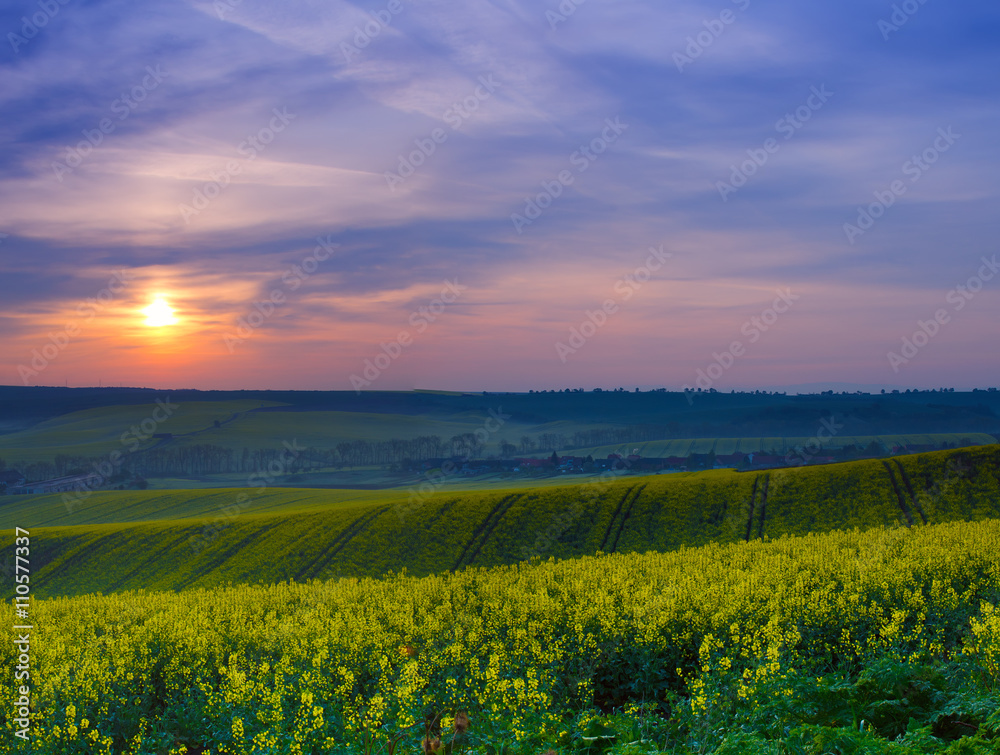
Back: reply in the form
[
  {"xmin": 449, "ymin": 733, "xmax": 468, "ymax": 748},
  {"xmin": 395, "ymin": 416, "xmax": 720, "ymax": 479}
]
[{"xmin": 0, "ymin": 386, "xmax": 997, "ymax": 471}]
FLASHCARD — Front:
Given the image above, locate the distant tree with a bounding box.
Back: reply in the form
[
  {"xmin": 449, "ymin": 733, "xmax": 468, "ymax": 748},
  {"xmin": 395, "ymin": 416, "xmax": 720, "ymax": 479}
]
[
  {"xmin": 499, "ymin": 440, "xmax": 517, "ymax": 458},
  {"xmin": 550, "ymin": 451, "xmax": 559, "ymax": 466}
]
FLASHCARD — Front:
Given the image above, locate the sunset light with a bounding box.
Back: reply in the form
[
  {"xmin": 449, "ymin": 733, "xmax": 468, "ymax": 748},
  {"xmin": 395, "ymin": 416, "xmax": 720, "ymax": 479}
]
[
  {"xmin": 142, "ymin": 297, "xmax": 178, "ymax": 327},
  {"xmin": 1, "ymin": 2, "xmax": 999, "ymax": 749}
]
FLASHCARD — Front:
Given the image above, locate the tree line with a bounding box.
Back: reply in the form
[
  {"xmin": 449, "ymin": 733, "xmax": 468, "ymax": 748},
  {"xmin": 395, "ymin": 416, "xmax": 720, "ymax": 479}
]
[{"xmin": 0, "ymin": 433, "xmax": 496, "ymax": 481}]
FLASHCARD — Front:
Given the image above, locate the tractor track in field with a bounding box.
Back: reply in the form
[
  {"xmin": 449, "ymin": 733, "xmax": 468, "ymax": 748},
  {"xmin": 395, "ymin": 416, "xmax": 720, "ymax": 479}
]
[
  {"xmin": 177, "ymin": 524, "xmax": 274, "ymax": 589},
  {"xmin": 296, "ymin": 505, "xmax": 391, "ymax": 581},
  {"xmin": 462, "ymin": 494, "xmax": 524, "ymax": 568},
  {"xmin": 882, "ymin": 461, "xmax": 914, "ymax": 527},
  {"xmin": 892, "ymin": 460, "xmax": 927, "ymax": 524},
  {"xmin": 755, "ymin": 473, "xmax": 771, "ymax": 539},
  {"xmin": 36, "ymin": 530, "xmax": 128, "ymax": 590},
  {"xmin": 452, "ymin": 494, "xmax": 522, "ymax": 571},
  {"xmin": 599, "ymin": 485, "xmax": 636, "ymax": 552},
  {"xmin": 744, "ymin": 476, "xmax": 760, "ymax": 542},
  {"xmin": 609, "ymin": 484, "xmax": 647, "ymax": 553},
  {"xmin": 105, "ymin": 528, "xmax": 197, "ymax": 593}
]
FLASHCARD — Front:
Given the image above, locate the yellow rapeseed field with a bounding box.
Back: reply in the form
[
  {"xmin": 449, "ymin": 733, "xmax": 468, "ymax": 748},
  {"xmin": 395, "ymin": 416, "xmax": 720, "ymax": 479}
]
[{"xmin": 3, "ymin": 520, "xmax": 999, "ymax": 753}]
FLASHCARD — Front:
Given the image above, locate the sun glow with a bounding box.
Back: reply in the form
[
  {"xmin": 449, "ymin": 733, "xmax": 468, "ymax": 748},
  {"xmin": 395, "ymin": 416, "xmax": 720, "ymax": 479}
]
[{"xmin": 142, "ymin": 296, "xmax": 178, "ymax": 327}]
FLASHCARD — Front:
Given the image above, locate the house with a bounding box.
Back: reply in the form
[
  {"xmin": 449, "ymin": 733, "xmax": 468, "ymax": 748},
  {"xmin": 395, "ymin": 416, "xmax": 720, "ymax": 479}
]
[
  {"xmin": 745, "ymin": 453, "xmax": 784, "ymax": 468},
  {"xmin": 686, "ymin": 453, "xmax": 714, "ymax": 470},
  {"xmin": 714, "ymin": 453, "xmax": 746, "ymax": 468},
  {"xmin": 9, "ymin": 472, "xmax": 102, "ymax": 496},
  {"xmin": 629, "ymin": 457, "xmax": 666, "ymax": 471},
  {"xmin": 419, "ymin": 456, "xmax": 465, "ymax": 471},
  {"xmin": 514, "ymin": 457, "xmax": 550, "ymax": 468},
  {"xmin": 0, "ymin": 470, "xmax": 25, "ymax": 494}
]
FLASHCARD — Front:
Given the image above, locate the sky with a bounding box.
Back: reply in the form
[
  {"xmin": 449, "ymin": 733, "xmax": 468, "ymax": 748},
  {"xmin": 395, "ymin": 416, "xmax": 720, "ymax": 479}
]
[{"xmin": 0, "ymin": 0, "xmax": 998, "ymax": 393}]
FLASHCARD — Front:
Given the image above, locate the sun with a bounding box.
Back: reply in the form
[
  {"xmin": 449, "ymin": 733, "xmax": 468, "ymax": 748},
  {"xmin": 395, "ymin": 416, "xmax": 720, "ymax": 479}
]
[{"xmin": 142, "ymin": 296, "xmax": 178, "ymax": 327}]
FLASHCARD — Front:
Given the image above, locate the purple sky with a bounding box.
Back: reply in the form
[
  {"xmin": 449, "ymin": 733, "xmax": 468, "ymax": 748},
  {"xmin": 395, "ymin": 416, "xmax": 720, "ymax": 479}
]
[{"xmin": 0, "ymin": 0, "xmax": 998, "ymax": 391}]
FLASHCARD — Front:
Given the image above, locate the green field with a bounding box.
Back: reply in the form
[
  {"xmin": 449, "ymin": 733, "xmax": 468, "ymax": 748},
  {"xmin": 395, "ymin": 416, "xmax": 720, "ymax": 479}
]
[
  {"xmin": 538, "ymin": 432, "xmax": 998, "ymax": 459},
  {"xmin": 0, "ymin": 400, "xmax": 284, "ymax": 462},
  {"xmin": 0, "ymin": 399, "xmax": 600, "ymax": 465},
  {"xmin": 9, "ymin": 446, "xmax": 999, "ymax": 599},
  {"xmin": 2, "ymin": 388, "xmax": 996, "ymax": 476}
]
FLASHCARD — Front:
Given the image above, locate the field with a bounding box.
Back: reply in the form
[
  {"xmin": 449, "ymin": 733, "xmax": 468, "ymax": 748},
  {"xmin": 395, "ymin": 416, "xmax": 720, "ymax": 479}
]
[
  {"xmin": 3, "ymin": 443, "xmax": 1000, "ymax": 753},
  {"xmin": 535, "ymin": 433, "xmax": 998, "ymax": 459},
  {"xmin": 6, "ymin": 446, "xmax": 1000, "ymax": 599},
  {"xmin": 0, "ymin": 400, "xmax": 550, "ymax": 465},
  {"xmin": 4, "ymin": 520, "xmax": 999, "ymax": 754},
  {"xmin": 1, "ymin": 387, "xmax": 997, "ymax": 475}
]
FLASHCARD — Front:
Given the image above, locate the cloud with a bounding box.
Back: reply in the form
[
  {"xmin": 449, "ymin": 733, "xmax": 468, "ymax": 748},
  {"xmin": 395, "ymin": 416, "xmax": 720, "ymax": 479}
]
[{"xmin": 0, "ymin": 0, "xmax": 998, "ymax": 389}]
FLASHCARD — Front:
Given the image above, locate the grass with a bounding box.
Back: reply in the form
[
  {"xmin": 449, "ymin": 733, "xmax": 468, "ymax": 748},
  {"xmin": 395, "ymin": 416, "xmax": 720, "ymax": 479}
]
[
  {"xmin": 5, "ymin": 391, "xmax": 995, "ymax": 471},
  {"xmin": 0, "ymin": 401, "xmax": 600, "ymax": 463},
  {"xmin": 537, "ymin": 432, "xmax": 998, "ymax": 459},
  {"xmin": 9, "ymin": 445, "xmax": 999, "ymax": 599},
  {"xmin": 0, "ymin": 486, "xmax": 397, "ymax": 527},
  {"xmin": 0, "ymin": 399, "xmax": 284, "ymax": 463}
]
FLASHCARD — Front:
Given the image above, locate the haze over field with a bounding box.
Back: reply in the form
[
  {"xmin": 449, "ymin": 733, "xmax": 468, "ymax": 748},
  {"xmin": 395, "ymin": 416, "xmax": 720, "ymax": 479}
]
[{"xmin": 1, "ymin": 0, "xmax": 998, "ymax": 392}]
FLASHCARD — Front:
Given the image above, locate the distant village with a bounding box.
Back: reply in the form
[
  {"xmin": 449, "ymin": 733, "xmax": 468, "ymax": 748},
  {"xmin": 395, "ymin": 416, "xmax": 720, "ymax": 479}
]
[
  {"xmin": 0, "ymin": 469, "xmax": 146, "ymax": 496},
  {"xmin": 0, "ymin": 439, "xmax": 969, "ymax": 496}
]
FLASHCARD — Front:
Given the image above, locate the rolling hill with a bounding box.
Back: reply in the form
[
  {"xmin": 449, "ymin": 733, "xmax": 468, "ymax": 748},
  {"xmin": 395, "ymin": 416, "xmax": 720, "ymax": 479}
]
[{"xmin": 8, "ymin": 445, "xmax": 999, "ymax": 599}]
